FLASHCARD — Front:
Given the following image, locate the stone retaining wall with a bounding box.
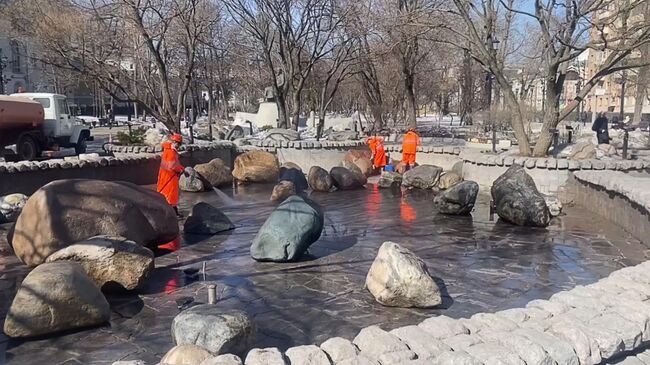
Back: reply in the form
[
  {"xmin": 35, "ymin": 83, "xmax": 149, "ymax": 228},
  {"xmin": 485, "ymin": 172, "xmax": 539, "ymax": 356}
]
[
  {"xmin": 199, "ymin": 260, "xmax": 650, "ymax": 365},
  {"xmin": 460, "ymin": 151, "xmax": 650, "ymax": 195},
  {"xmin": 0, "ymin": 154, "xmax": 161, "ymax": 195},
  {"xmin": 567, "ymin": 171, "xmax": 650, "ymax": 245},
  {"xmin": 106, "ymin": 142, "xmax": 235, "ymax": 167}
]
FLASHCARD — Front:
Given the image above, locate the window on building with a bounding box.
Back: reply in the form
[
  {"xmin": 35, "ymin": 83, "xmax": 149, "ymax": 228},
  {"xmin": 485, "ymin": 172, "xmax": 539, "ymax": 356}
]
[{"xmin": 10, "ymin": 40, "xmax": 21, "ymax": 74}]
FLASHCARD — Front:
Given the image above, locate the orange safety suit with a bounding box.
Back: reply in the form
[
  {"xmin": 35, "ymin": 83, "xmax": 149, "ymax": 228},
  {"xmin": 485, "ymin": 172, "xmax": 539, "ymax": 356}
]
[
  {"xmin": 373, "ymin": 137, "xmax": 387, "ymax": 169},
  {"xmin": 402, "ymin": 130, "xmax": 420, "ymax": 166},
  {"xmin": 157, "ymin": 141, "xmax": 184, "ymax": 207}
]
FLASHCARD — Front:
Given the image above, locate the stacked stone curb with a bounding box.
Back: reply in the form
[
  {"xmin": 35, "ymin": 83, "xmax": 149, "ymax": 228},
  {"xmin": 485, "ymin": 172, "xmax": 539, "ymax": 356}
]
[
  {"xmin": 0, "ymin": 154, "xmax": 161, "ymax": 176},
  {"xmin": 573, "ymin": 171, "xmax": 650, "ymax": 213},
  {"xmin": 460, "ymin": 151, "xmax": 649, "ymax": 172},
  {"xmin": 199, "ymin": 261, "xmax": 650, "ymax": 365}
]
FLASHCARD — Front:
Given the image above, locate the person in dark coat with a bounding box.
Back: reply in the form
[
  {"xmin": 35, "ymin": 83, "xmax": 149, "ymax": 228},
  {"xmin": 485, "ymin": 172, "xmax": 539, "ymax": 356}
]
[{"xmin": 592, "ymin": 112, "xmax": 610, "ymax": 144}]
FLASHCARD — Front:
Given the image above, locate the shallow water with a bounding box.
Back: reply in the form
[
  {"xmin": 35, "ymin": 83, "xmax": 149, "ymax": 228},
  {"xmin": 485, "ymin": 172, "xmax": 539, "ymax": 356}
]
[{"xmin": 0, "ymin": 183, "xmax": 648, "ymax": 364}]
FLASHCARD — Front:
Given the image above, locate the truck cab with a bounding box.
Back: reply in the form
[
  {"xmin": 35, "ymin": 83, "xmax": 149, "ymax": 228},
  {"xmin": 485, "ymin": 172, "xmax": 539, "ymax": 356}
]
[{"xmin": 8, "ymin": 93, "xmax": 92, "ymax": 160}]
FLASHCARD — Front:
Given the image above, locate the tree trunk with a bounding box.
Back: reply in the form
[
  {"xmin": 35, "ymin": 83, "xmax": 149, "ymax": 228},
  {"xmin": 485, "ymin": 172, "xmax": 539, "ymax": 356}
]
[
  {"xmin": 291, "ymin": 92, "xmax": 301, "ymax": 131},
  {"xmin": 460, "ymin": 50, "xmax": 474, "ymax": 125},
  {"xmin": 634, "ymin": 47, "xmax": 650, "ymax": 124},
  {"xmin": 494, "ymin": 72, "xmax": 531, "ymax": 155},
  {"xmin": 532, "ymin": 77, "xmax": 562, "ymax": 156},
  {"xmin": 275, "ymin": 93, "xmax": 289, "ymax": 129},
  {"xmin": 404, "ymin": 72, "xmax": 417, "ymax": 129}
]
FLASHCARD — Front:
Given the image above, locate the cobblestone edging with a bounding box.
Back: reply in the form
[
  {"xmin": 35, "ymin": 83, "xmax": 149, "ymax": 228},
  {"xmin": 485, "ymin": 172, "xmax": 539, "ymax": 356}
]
[
  {"xmin": 0, "ymin": 154, "xmax": 160, "ymax": 175},
  {"xmin": 104, "ymin": 141, "xmax": 464, "ymax": 154},
  {"xmin": 460, "ymin": 151, "xmax": 650, "ymax": 172},
  {"xmin": 213, "ymin": 260, "xmax": 650, "ymax": 365},
  {"xmin": 573, "ymin": 171, "xmax": 650, "ymax": 213},
  {"xmin": 104, "ymin": 141, "xmax": 235, "ymax": 154}
]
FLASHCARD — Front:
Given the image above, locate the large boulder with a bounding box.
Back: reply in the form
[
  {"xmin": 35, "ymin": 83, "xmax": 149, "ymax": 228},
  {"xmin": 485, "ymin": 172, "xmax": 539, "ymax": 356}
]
[
  {"xmin": 437, "ymin": 172, "xmax": 462, "ymax": 190},
  {"xmin": 569, "ymin": 141, "xmax": 596, "ymax": 160},
  {"xmin": 270, "ymin": 181, "xmax": 296, "ymax": 202},
  {"xmin": 232, "ymin": 150, "xmax": 279, "ymax": 183},
  {"xmin": 3, "ymin": 262, "xmax": 110, "ymax": 337},
  {"xmin": 12, "ymin": 179, "xmax": 179, "ymax": 266},
  {"xmin": 365, "ymin": 242, "xmax": 442, "ymax": 308},
  {"xmin": 195, "ymin": 158, "xmax": 232, "ymax": 188},
  {"xmin": 172, "ymin": 304, "xmax": 255, "ymax": 357},
  {"xmin": 45, "ymin": 236, "xmax": 154, "ymax": 290},
  {"xmin": 281, "ymin": 162, "xmax": 302, "ymax": 172},
  {"xmin": 343, "ymin": 150, "xmax": 374, "ymax": 177},
  {"xmin": 250, "ymin": 195, "xmax": 324, "ymax": 262},
  {"xmin": 161, "ymin": 345, "xmax": 212, "ymax": 365},
  {"xmin": 402, "ymin": 165, "xmax": 443, "ymax": 189},
  {"xmin": 433, "ymin": 181, "xmax": 479, "ymax": 215},
  {"xmin": 340, "ymin": 159, "xmax": 364, "ymax": 176},
  {"xmin": 308, "ymin": 166, "xmax": 333, "ymax": 192},
  {"xmin": 330, "ymin": 166, "xmax": 367, "ymax": 190},
  {"xmin": 596, "ymin": 144, "xmax": 617, "ymax": 159},
  {"xmin": 543, "ymin": 195, "xmax": 563, "ymax": 217},
  {"xmin": 491, "ymin": 165, "xmax": 551, "ymax": 227},
  {"xmin": 184, "ymin": 203, "xmax": 235, "ymax": 235},
  {"xmin": 279, "ymin": 167, "xmax": 308, "ymax": 193},
  {"xmin": 0, "ymin": 193, "xmax": 28, "ymax": 223},
  {"xmin": 378, "ymin": 172, "xmax": 402, "ymax": 189},
  {"xmin": 264, "ymin": 128, "xmax": 300, "ymax": 142},
  {"xmin": 180, "ymin": 167, "xmax": 205, "ymax": 192}
]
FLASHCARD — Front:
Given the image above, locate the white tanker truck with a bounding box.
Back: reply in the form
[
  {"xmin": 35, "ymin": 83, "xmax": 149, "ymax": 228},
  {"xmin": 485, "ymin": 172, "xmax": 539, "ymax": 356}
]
[{"xmin": 0, "ymin": 93, "xmax": 92, "ymax": 161}]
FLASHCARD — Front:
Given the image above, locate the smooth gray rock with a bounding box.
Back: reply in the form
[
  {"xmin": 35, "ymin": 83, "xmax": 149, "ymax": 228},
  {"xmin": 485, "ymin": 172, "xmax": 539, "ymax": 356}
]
[
  {"xmin": 378, "ymin": 171, "xmax": 403, "ymax": 189},
  {"xmin": 250, "ymin": 195, "xmax": 324, "ymax": 262},
  {"xmin": 402, "ymin": 165, "xmax": 443, "ymax": 189},
  {"xmin": 320, "ymin": 337, "xmax": 358, "ymax": 363},
  {"xmin": 438, "ymin": 171, "xmax": 462, "ymax": 189},
  {"xmin": 45, "ymin": 235, "xmax": 154, "ymax": 290},
  {"xmin": 180, "ymin": 167, "xmax": 205, "ymax": 192},
  {"xmin": 465, "ymin": 343, "xmax": 526, "ymax": 365},
  {"xmin": 330, "ymin": 166, "xmax": 366, "ymax": 190},
  {"xmin": 244, "ymin": 348, "xmax": 286, "ymax": 365},
  {"xmin": 433, "ymin": 180, "xmax": 479, "ymax": 215},
  {"xmin": 285, "ymin": 345, "xmax": 331, "ymax": 365},
  {"xmin": 432, "ymin": 350, "xmax": 483, "ymax": 365},
  {"xmin": 548, "ymin": 320, "xmax": 601, "ymax": 365},
  {"xmin": 478, "ymin": 331, "xmax": 554, "ymax": 365},
  {"xmin": 195, "ymin": 158, "xmax": 232, "ymax": 188},
  {"xmin": 491, "ymin": 165, "xmax": 551, "ymax": 227},
  {"xmin": 308, "ymin": 166, "xmax": 333, "ymax": 192},
  {"xmin": 515, "ymin": 328, "xmax": 579, "ymax": 365},
  {"xmin": 337, "ymin": 356, "xmax": 379, "ymax": 365},
  {"xmin": 3, "ymin": 262, "xmax": 110, "ymax": 337},
  {"xmin": 353, "ymin": 326, "xmax": 413, "ymax": 359},
  {"xmin": 172, "ymin": 305, "xmax": 255, "ymax": 357},
  {"xmin": 443, "ymin": 334, "xmax": 483, "ymax": 351},
  {"xmin": 200, "ymin": 354, "xmax": 243, "ymax": 365},
  {"xmin": 419, "ymin": 315, "xmax": 469, "ymax": 338},
  {"xmin": 0, "ymin": 193, "xmax": 27, "ymax": 223},
  {"xmin": 390, "ymin": 325, "xmax": 451, "ymax": 359},
  {"xmin": 365, "ymin": 242, "xmax": 442, "ymax": 308},
  {"xmin": 184, "ymin": 203, "xmax": 235, "ymax": 235}
]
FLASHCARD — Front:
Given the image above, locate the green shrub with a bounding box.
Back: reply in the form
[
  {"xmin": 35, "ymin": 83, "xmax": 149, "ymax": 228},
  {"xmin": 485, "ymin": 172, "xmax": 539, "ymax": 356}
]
[{"xmin": 116, "ymin": 127, "xmax": 147, "ymax": 145}]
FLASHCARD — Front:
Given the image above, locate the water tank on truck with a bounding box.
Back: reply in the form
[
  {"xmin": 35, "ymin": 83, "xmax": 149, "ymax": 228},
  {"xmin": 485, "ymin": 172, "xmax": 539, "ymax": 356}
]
[{"xmin": 0, "ymin": 93, "xmax": 92, "ymax": 161}]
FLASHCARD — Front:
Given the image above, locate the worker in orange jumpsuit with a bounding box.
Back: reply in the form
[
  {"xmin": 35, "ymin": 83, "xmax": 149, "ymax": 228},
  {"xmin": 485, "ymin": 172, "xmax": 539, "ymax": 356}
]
[
  {"xmin": 366, "ymin": 135, "xmax": 387, "ymax": 171},
  {"xmin": 157, "ymin": 133, "xmax": 185, "ymax": 217},
  {"xmin": 402, "ymin": 128, "xmax": 420, "ymax": 170}
]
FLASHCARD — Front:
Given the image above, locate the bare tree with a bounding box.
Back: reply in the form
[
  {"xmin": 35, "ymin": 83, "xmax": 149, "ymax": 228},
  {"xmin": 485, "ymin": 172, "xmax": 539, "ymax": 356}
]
[
  {"xmin": 448, "ymin": 0, "xmax": 650, "ymax": 156},
  {"xmin": 225, "ymin": 0, "xmax": 342, "ymax": 130}
]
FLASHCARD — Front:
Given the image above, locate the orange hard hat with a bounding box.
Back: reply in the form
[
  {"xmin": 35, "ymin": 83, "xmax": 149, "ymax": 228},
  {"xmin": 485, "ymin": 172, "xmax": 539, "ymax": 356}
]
[{"xmin": 170, "ymin": 133, "xmax": 183, "ymax": 143}]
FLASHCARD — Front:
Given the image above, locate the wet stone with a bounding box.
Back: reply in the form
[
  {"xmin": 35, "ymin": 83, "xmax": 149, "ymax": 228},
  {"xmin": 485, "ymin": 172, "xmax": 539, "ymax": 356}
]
[
  {"xmin": 244, "ymin": 348, "xmax": 286, "ymax": 365},
  {"xmin": 419, "ymin": 315, "xmax": 470, "ymax": 339},
  {"xmin": 389, "ymin": 325, "xmax": 452, "ymax": 360},
  {"xmin": 352, "ymin": 326, "xmax": 412, "ymax": 358},
  {"xmin": 320, "ymin": 337, "xmax": 358, "ymax": 363},
  {"xmin": 285, "ymin": 345, "xmax": 331, "ymax": 365}
]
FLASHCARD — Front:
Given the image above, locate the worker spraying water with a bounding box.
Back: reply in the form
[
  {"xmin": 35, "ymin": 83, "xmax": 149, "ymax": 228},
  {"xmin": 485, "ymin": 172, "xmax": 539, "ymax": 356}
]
[{"xmin": 157, "ymin": 133, "xmax": 186, "ymax": 217}]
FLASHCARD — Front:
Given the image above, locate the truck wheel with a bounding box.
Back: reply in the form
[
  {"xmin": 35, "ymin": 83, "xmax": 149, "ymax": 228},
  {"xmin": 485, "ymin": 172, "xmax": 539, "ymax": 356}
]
[
  {"xmin": 17, "ymin": 136, "xmax": 39, "ymax": 161},
  {"xmin": 75, "ymin": 136, "xmax": 87, "ymax": 155}
]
